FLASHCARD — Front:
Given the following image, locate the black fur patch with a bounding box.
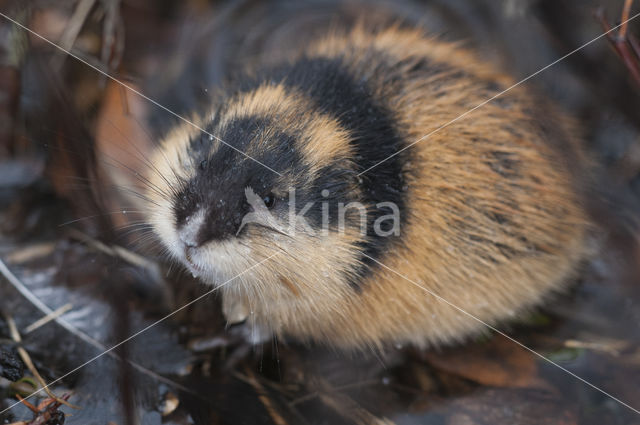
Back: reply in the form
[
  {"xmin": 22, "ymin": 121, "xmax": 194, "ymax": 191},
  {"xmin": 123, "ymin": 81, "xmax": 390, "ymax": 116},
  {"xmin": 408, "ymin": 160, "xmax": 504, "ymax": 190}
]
[
  {"xmin": 174, "ymin": 117, "xmax": 301, "ymax": 244},
  {"xmin": 239, "ymin": 56, "xmax": 413, "ymax": 287}
]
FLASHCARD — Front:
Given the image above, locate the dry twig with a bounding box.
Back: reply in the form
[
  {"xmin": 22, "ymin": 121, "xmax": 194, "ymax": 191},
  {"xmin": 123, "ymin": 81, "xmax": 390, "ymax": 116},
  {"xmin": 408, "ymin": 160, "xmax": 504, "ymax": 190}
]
[
  {"xmin": 24, "ymin": 304, "xmax": 73, "ymax": 335},
  {"xmin": 241, "ymin": 367, "xmax": 289, "ymax": 425},
  {"xmin": 52, "ymin": 0, "xmax": 96, "ymax": 70},
  {"xmin": 13, "ymin": 394, "xmax": 70, "ymax": 425},
  {"xmin": 3, "ymin": 314, "xmax": 80, "ymax": 410},
  {"xmin": 596, "ymin": 0, "xmax": 640, "ymax": 86}
]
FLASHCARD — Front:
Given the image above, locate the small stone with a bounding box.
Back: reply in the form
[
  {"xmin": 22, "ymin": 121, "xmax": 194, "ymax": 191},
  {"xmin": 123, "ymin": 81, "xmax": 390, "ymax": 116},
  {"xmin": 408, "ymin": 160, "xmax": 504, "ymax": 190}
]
[{"xmin": 0, "ymin": 346, "xmax": 24, "ymax": 381}]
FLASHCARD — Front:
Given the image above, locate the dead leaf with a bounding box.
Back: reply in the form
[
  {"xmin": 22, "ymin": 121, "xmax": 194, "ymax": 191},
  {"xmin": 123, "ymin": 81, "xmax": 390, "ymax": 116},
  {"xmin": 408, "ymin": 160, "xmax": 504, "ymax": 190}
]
[{"xmin": 423, "ymin": 336, "xmax": 552, "ymax": 390}]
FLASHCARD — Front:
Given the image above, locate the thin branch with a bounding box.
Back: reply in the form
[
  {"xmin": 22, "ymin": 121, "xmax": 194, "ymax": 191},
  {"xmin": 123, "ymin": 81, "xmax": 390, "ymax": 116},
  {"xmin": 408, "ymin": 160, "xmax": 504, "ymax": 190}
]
[{"xmin": 621, "ymin": 0, "xmax": 634, "ymax": 39}]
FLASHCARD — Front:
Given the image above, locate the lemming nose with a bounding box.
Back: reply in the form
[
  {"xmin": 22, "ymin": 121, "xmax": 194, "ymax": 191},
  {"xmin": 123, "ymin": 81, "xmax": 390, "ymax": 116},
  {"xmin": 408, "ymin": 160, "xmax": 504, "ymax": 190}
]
[
  {"xmin": 178, "ymin": 210, "xmax": 206, "ymax": 248},
  {"xmin": 181, "ymin": 234, "xmax": 198, "ymax": 248}
]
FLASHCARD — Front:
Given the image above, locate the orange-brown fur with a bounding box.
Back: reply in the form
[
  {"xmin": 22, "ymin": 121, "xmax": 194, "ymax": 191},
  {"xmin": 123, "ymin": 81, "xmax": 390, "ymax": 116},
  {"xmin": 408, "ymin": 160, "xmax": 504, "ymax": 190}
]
[{"xmin": 143, "ymin": 26, "xmax": 593, "ymax": 350}]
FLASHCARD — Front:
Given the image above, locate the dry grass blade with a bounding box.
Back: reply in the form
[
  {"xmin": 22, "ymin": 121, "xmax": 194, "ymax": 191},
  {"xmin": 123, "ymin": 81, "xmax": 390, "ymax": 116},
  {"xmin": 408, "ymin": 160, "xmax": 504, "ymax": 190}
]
[
  {"xmin": 4, "ymin": 314, "xmax": 80, "ymax": 410},
  {"xmin": 52, "ymin": 0, "xmax": 96, "ymax": 70},
  {"xmin": 0, "ymin": 256, "xmax": 109, "ymax": 349},
  {"xmin": 66, "ymin": 228, "xmax": 159, "ymax": 273},
  {"xmin": 6, "ymin": 243, "xmax": 57, "ymax": 265},
  {"xmin": 0, "ymin": 256, "xmax": 194, "ymax": 395},
  {"xmin": 24, "ymin": 304, "xmax": 73, "ymax": 335}
]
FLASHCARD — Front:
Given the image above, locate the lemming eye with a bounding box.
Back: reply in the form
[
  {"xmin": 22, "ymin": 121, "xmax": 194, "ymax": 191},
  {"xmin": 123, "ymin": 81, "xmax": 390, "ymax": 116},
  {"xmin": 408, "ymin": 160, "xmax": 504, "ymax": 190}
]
[{"xmin": 263, "ymin": 193, "xmax": 275, "ymax": 208}]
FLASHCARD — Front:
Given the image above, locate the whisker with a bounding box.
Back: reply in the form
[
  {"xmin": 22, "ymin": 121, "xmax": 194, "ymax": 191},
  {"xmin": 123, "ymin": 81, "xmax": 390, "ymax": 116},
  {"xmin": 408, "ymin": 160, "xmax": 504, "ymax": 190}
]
[
  {"xmin": 116, "ymin": 225, "xmax": 155, "ymax": 240},
  {"xmin": 61, "ymin": 177, "xmax": 160, "ymax": 211},
  {"xmin": 104, "ymin": 118, "xmax": 180, "ymax": 198},
  {"xmin": 116, "ymin": 222, "xmax": 153, "ymax": 232},
  {"xmin": 116, "ymin": 186, "xmax": 162, "ymax": 207},
  {"xmin": 58, "ymin": 210, "xmax": 147, "ymax": 227},
  {"xmin": 127, "ymin": 232, "xmax": 160, "ymax": 249},
  {"xmin": 99, "ymin": 155, "xmax": 170, "ymax": 200},
  {"xmin": 128, "ymin": 113, "xmax": 185, "ymax": 193},
  {"xmin": 42, "ymin": 128, "xmax": 170, "ymax": 201}
]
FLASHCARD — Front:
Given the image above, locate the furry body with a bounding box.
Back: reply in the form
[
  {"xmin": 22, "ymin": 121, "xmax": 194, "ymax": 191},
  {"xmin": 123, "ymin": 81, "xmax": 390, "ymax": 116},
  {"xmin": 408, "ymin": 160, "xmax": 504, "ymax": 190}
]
[{"xmin": 144, "ymin": 26, "xmax": 591, "ymax": 349}]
